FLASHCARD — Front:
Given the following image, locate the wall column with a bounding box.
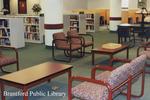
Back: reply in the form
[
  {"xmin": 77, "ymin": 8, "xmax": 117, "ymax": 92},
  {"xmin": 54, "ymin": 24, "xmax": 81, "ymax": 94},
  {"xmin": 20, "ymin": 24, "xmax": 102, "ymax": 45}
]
[
  {"xmin": 41, "ymin": 0, "xmax": 63, "ymax": 46},
  {"xmin": 109, "ymin": 0, "xmax": 122, "ymax": 31}
]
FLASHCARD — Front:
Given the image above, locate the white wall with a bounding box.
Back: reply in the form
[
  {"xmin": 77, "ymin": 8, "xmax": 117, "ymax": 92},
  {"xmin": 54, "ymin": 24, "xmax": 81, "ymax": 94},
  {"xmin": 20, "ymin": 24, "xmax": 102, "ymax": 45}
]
[
  {"xmin": 0, "ymin": 0, "xmax": 3, "ymax": 10},
  {"xmin": 10, "ymin": 0, "xmax": 40, "ymax": 15},
  {"xmin": 63, "ymin": 0, "xmax": 87, "ymax": 13},
  {"xmin": 10, "ymin": 0, "xmax": 18, "ymax": 14},
  {"xmin": 128, "ymin": 0, "xmax": 138, "ymax": 9},
  {"xmin": 147, "ymin": 0, "xmax": 150, "ymax": 10},
  {"xmin": 87, "ymin": 0, "xmax": 110, "ymax": 9}
]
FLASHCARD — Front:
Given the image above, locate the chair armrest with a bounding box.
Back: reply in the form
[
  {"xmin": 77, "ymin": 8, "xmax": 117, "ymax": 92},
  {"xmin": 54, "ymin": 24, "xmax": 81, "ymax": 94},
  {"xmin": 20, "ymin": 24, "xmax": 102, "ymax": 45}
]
[
  {"xmin": 0, "ymin": 45, "xmax": 19, "ymax": 61},
  {"xmin": 79, "ymin": 33, "xmax": 94, "ymax": 43},
  {"xmin": 91, "ymin": 65, "xmax": 115, "ymax": 79},
  {"xmin": 137, "ymin": 42, "xmax": 150, "ymax": 56},
  {"xmin": 68, "ymin": 36, "xmax": 84, "ymax": 45}
]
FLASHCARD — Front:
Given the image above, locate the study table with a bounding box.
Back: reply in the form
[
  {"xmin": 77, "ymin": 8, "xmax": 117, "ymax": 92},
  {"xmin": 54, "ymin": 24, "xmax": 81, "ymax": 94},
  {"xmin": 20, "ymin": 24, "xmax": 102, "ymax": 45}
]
[
  {"xmin": 0, "ymin": 62, "xmax": 73, "ymax": 100},
  {"xmin": 92, "ymin": 44, "xmax": 129, "ymax": 65}
]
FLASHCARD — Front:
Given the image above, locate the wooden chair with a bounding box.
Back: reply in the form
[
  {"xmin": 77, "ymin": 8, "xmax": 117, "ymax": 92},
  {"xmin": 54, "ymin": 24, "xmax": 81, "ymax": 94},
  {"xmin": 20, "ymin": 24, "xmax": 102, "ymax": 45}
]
[
  {"xmin": 0, "ymin": 45, "xmax": 19, "ymax": 73},
  {"xmin": 52, "ymin": 32, "xmax": 83, "ymax": 62},
  {"xmin": 67, "ymin": 30, "xmax": 94, "ymax": 56},
  {"xmin": 117, "ymin": 26, "xmax": 135, "ymax": 47},
  {"xmin": 69, "ymin": 55, "xmax": 146, "ymax": 100},
  {"xmin": 137, "ymin": 42, "xmax": 150, "ymax": 74}
]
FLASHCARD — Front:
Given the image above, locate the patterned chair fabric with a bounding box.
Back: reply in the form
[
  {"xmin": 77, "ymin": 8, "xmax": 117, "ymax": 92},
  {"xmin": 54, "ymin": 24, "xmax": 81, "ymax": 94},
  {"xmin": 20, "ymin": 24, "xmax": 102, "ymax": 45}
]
[
  {"xmin": 72, "ymin": 63, "xmax": 131, "ymax": 100},
  {"xmin": 139, "ymin": 51, "xmax": 150, "ymax": 59},
  {"xmin": 129, "ymin": 55, "xmax": 146, "ymax": 75},
  {"xmin": 72, "ymin": 82, "xmax": 108, "ymax": 100}
]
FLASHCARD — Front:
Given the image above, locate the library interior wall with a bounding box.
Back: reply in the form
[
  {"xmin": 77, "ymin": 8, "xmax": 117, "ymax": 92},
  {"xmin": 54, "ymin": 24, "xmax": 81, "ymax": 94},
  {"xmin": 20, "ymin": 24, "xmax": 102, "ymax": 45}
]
[
  {"xmin": 0, "ymin": 0, "xmax": 3, "ymax": 10},
  {"xmin": 63, "ymin": 0, "xmax": 87, "ymax": 13},
  {"xmin": 87, "ymin": 0, "xmax": 110, "ymax": 9},
  {"xmin": 10, "ymin": 0, "xmax": 40, "ymax": 15}
]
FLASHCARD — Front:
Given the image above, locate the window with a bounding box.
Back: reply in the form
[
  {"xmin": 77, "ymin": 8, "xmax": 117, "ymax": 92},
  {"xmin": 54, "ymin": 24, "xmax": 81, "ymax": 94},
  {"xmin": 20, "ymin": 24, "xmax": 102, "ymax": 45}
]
[{"xmin": 121, "ymin": 0, "xmax": 129, "ymax": 8}]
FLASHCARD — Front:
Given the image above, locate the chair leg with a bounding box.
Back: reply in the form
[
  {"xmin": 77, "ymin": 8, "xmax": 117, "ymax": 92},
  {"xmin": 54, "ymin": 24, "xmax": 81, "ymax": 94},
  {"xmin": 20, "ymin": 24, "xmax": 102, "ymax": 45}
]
[
  {"xmin": 16, "ymin": 61, "xmax": 19, "ymax": 71},
  {"xmin": 1, "ymin": 67, "xmax": 11, "ymax": 73},
  {"xmin": 69, "ymin": 50, "xmax": 72, "ymax": 62}
]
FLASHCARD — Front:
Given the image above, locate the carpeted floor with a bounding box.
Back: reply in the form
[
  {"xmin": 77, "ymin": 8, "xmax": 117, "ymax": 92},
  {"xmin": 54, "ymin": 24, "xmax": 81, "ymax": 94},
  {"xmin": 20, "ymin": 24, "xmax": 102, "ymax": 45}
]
[{"xmin": 1, "ymin": 30, "xmax": 150, "ymax": 100}]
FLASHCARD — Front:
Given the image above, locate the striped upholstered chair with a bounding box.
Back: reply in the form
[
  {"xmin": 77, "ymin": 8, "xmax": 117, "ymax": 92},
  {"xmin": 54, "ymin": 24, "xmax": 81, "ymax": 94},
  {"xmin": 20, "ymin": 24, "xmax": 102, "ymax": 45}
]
[{"xmin": 0, "ymin": 45, "xmax": 19, "ymax": 73}]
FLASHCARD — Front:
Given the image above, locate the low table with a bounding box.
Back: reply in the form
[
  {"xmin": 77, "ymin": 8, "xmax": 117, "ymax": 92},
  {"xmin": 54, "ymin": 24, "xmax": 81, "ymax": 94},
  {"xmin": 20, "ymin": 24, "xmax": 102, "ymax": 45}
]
[
  {"xmin": 92, "ymin": 45, "xmax": 129, "ymax": 65},
  {"xmin": 0, "ymin": 62, "xmax": 73, "ymax": 100}
]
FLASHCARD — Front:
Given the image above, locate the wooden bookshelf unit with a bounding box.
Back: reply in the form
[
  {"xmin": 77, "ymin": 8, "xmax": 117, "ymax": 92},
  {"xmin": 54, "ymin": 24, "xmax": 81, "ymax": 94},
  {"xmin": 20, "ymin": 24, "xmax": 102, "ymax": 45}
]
[
  {"xmin": 24, "ymin": 16, "xmax": 44, "ymax": 43},
  {"xmin": 63, "ymin": 14, "xmax": 86, "ymax": 34},
  {"xmin": 0, "ymin": 17, "xmax": 25, "ymax": 48}
]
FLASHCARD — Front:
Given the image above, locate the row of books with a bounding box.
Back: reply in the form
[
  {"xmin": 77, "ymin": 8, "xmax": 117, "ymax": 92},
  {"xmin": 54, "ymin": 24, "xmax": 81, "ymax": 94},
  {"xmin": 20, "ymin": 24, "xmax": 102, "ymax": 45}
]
[
  {"xmin": 24, "ymin": 17, "xmax": 39, "ymax": 24},
  {"xmin": 70, "ymin": 15, "xmax": 79, "ymax": 20},
  {"xmin": 0, "ymin": 28, "xmax": 10, "ymax": 37},
  {"xmin": 86, "ymin": 25, "xmax": 94, "ymax": 30},
  {"xmin": 0, "ymin": 38, "xmax": 10, "ymax": 45},
  {"xmin": 24, "ymin": 33, "xmax": 40, "ymax": 40},
  {"xmin": 70, "ymin": 22, "xmax": 79, "ymax": 27},
  {"xmin": 0, "ymin": 19, "xmax": 9, "ymax": 27},
  {"xmin": 25, "ymin": 26, "xmax": 39, "ymax": 32},
  {"xmin": 86, "ymin": 14, "xmax": 94, "ymax": 19},
  {"xmin": 86, "ymin": 20, "xmax": 94, "ymax": 24}
]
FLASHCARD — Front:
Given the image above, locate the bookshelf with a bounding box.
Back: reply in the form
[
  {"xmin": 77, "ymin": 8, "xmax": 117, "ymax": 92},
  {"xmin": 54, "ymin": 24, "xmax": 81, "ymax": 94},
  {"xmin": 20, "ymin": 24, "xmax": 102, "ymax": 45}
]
[
  {"xmin": 86, "ymin": 13, "xmax": 99, "ymax": 33},
  {"xmin": 63, "ymin": 14, "xmax": 86, "ymax": 34},
  {"xmin": 0, "ymin": 17, "xmax": 25, "ymax": 48},
  {"xmin": 24, "ymin": 16, "xmax": 44, "ymax": 43}
]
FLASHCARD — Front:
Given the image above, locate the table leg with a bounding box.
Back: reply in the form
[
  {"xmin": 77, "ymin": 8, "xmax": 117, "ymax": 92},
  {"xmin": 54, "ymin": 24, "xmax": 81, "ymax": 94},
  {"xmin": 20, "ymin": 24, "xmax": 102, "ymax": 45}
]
[
  {"xmin": 127, "ymin": 47, "xmax": 129, "ymax": 59},
  {"xmin": 92, "ymin": 51, "xmax": 95, "ymax": 65},
  {"xmin": 23, "ymin": 88, "xmax": 28, "ymax": 100},
  {"xmin": 109, "ymin": 54, "xmax": 113, "ymax": 66},
  {"xmin": 1, "ymin": 84, "xmax": 5, "ymax": 100},
  {"xmin": 68, "ymin": 69, "xmax": 72, "ymax": 100}
]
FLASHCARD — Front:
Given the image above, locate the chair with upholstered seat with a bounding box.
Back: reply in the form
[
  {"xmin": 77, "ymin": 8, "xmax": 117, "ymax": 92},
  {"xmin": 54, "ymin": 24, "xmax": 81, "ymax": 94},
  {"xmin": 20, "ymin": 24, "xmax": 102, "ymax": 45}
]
[
  {"xmin": 52, "ymin": 32, "xmax": 83, "ymax": 62},
  {"xmin": 67, "ymin": 30, "xmax": 94, "ymax": 56},
  {"xmin": 69, "ymin": 55, "xmax": 146, "ymax": 100},
  {"xmin": 137, "ymin": 42, "xmax": 150, "ymax": 74},
  {"xmin": 117, "ymin": 25, "xmax": 135, "ymax": 47},
  {"xmin": 0, "ymin": 45, "xmax": 19, "ymax": 73}
]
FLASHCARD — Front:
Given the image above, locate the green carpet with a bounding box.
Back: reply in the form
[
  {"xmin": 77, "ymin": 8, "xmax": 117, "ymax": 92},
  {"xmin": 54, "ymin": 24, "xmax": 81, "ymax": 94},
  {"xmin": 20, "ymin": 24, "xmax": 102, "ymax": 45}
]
[{"xmin": 1, "ymin": 30, "xmax": 150, "ymax": 100}]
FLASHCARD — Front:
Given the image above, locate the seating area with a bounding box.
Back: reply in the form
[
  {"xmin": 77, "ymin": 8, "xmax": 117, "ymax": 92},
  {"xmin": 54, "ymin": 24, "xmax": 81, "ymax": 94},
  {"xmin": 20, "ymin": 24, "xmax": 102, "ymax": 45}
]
[
  {"xmin": 69, "ymin": 55, "xmax": 146, "ymax": 100},
  {"xmin": 0, "ymin": 31, "xmax": 150, "ymax": 100},
  {"xmin": 0, "ymin": 0, "xmax": 150, "ymax": 100}
]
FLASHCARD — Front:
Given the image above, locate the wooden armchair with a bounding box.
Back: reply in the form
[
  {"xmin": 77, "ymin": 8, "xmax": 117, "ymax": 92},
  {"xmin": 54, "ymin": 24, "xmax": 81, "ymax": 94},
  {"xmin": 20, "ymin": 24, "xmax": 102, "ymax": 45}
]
[
  {"xmin": 69, "ymin": 55, "xmax": 146, "ymax": 100},
  {"xmin": 69, "ymin": 64, "xmax": 132, "ymax": 100},
  {"xmin": 0, "ymin": 45, "xmax": 19, "ymax": 73},
  {"xmin": 67, "ymin": 30, "xmax": 94, "ymax": 56},
  {"xmin": 52, "ymin": 32, "xmax": 83, "ymax": 62}
]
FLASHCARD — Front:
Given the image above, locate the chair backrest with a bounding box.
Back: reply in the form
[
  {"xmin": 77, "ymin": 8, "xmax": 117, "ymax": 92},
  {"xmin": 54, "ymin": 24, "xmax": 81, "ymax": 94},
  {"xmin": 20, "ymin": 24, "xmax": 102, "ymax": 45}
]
[
  {"xmin": 67, "ymin": 30, "xmax": 81, "ymax": 44},
  {"xmin": 144, "ymin": 27, "xmax": 150, "ymax": 37},
  {"xmin": 53, "ymin": 32, "xmax": 68, "ymax": 48},
  {"xmin": 117, "ymin": 26, "xmax": 130, "ymax": 37},
  {"xmin": 108, "ymin": 63, "xmax": 130, "ymax": 88},
  {"xmin": 128, "ymin": 17, "xmax": 133, "ymax": 24},
  {"xmin": 129, "ymin": 55, "xmax": 146, "ymax": 75}
]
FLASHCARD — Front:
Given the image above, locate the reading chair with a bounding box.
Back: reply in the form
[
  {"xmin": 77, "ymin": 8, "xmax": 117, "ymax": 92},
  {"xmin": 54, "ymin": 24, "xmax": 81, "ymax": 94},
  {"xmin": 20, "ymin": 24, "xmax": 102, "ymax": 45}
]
[{"xmin": 0, "ymin": 45, "xmax": 19, "ymax": 73}]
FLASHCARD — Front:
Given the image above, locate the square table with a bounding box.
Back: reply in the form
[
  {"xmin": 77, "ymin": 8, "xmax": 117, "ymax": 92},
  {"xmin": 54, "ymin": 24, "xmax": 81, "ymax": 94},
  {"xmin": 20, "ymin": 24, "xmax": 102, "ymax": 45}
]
[
  {"xmin": 92, "ymin": 45, "xmax": 129, "ymax": 65},
  {"xmin": 0, "ymin": 62, "xmax": 73, "ymax": 100}
]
